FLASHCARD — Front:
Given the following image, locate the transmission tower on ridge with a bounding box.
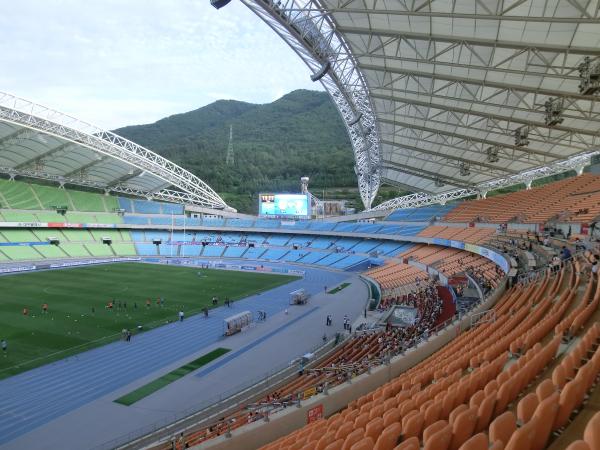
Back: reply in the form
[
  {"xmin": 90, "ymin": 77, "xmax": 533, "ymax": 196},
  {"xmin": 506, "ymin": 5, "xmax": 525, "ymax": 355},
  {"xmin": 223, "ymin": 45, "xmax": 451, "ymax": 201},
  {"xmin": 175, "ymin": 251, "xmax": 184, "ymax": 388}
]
[{"xmin": 225, "ymin": 124, "xmax": 234, "ymax": 165}]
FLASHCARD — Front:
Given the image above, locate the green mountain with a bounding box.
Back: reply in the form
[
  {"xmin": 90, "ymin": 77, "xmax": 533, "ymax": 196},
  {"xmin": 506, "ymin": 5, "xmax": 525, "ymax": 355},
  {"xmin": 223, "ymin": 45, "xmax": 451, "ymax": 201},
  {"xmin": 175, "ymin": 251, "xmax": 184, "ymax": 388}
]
[{"xmin": 114, "ymin": 90, "xmax": 355, "ymax": 212}]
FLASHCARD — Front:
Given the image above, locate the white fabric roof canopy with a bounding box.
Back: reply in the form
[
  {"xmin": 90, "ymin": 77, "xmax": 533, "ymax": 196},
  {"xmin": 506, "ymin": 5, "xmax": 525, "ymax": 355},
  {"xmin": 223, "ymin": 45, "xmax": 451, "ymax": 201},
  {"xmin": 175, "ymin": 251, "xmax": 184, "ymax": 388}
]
[
  {"xmin": 324, "ymin": 0, "xmax": 600, "ymax": 194},
  {"xmin": 0, "ymin": 92, "xmax": 229, "ymax": 209}
]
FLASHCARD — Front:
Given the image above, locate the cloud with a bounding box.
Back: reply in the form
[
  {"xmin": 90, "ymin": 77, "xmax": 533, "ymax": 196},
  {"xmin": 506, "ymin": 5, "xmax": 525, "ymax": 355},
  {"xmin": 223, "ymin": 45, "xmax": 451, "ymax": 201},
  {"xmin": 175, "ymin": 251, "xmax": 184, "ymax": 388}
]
[{"xmin": 0, "ymin": 0, "xmax": 323, "ymax": 129}]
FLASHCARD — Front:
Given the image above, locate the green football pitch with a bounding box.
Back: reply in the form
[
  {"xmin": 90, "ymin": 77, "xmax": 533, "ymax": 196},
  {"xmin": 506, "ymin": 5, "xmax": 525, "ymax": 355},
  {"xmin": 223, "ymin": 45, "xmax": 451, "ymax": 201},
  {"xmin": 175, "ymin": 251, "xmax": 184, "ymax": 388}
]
[{"xmin": 0, "ymin": 262, "xmax": 298, "ymax": 379}]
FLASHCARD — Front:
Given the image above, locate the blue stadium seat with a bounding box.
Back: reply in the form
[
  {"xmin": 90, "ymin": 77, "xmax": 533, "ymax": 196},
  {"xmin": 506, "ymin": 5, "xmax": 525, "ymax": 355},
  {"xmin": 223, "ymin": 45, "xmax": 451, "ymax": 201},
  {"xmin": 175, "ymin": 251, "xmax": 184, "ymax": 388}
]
[
  {"xmin": 298, "ymin": 251, "xmax": 327, "ymax": 264},
  {"xmin": 351, "ymin": 240, "xmax": 381, "ymax": 253},
  {"xmin": 313, "ymin": 253, "xmax": 348, "ymax": 266},
  {"xmin": 161, "ymin": 203, "xmax": 184, "ymax": 215},
  {"xmin": 335, "ymin": 238, "xmax": 362, "ymax": 250},
  {"xmin": 201, "ymin": 218, "xmax": 225, "ymax": 227},
  {"xmin": 180, "ymin": 245, "xmax": 202, "ymax": 256},
  {"xmin": 254, "ymin": 219, "xmax": 280, "ymax": 229},
  {"xmin": 334, "ymin": 222, "xmax": 359, "ymax": 232},
  {"xmin": 222, "ymin": 246, "xmax": 247, "ymax": 258},
  {"xmin": 264, "ymin": 235, "xmax": 292, "ymax": 246},
  {"xmin": 281, "ymin": 249, "xmax": 306, "ymax": 262},
  {"xmin": 135, "ymin": 243, "xmax": 157, "ymax": 256},
  {"xmin": 118, "ymin": 197, "xmax": 134, "ymax": 213},
  {"xmin": 133, "ymin": 200, "xmax": 163, "ymax": 214},
  {"xmin": 158, "ymin": 244, "xmax": 177, "ymax": 256},
  {"xmin": 261, "ymin": 249, "xmax": 288, "ymax": 260},
  {"xmin": 353, "ymin": 223, "xmax": 383, "ymax": 233},
  {"xmin": 150, "ymin": 217, "xmax": 172, "ymax": 225},
  {"xmin": 226, "ymin": 218, "xmax": 255, "ymax": 228},
  {"xmin": 309, "ymin": 237, "xmax": 336, "ymax": 249},
  {"xmin": 243, "ymin": 247, "xmax": 266, "ymax": 259},
  {"xmin": 330, "ymin": 254, "xmax": 367, "ymax": 269},
  {"xmin": 201, "ymin": 246, "xmax": 224, "ymax": 257},
  {"xmin": 309, "ymin": 221, "xmax": 336, "ymax": 231},
  {"xmin": 123, "ymin": 215, "xmax": 149, "ymax": 225}
]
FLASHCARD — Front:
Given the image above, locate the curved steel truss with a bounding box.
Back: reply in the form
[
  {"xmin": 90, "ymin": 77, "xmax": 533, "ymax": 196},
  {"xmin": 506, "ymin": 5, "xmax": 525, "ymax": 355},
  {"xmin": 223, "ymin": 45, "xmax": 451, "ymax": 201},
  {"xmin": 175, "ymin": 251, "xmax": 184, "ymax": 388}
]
[
  {"xmin": 241, "ymin": 0, "xmax": 381, "ymax": 209},
  {"xmin": 0, "ymin": 92, "xmax": 230, "ymax": 210},
  {"xmin": 242, "ymin": 0, "xmax": 600, "ymax": 211}
]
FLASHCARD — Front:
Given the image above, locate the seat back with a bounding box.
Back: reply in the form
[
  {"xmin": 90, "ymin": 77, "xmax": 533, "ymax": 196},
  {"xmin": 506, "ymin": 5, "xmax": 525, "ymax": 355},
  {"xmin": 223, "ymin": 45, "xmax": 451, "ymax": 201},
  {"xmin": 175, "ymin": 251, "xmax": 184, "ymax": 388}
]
[
  {"xmin": 394, "ymin": 436, "xmax": 420, "ymax": 450},
  {"xmin": 504, "ymin": 416, "xmax": 538, "ymax": 450},
  {"xmin": 583, "ymin": 411, "xmax": 600, "ymax": 450},
  {"xmin": 553, "ymin": 380, "xmax": 580, "ymax": 430},
  {"xmin": 402, "ymin": 411, "xmax": 424, "ymax": 440},
  {"xmin": 423, "ymin": 420, "xmax": 449, "ymax": 443},
  {"xmin": 489, "ymin": 411, "xmax": 517, "ymax": 446},
  {"xmin": 475, "ymin": 390, "xmax": 497, "ymax": 433},
  {"xmin": 535, "ymin": 379, "xmax": 556, "ymax": 402},
  {"xmin": 423, "ymin": 423, "xmax": 452, "ymax": 450},
  {"xmin": 530, "ymin": 392, "xmax": 559, "ymax": 450},
  {"xmin": 449, "ymin": 407, "xmax": 478, "ymax": 450},
  {"xmin": 342, "ymin": 428, "xmax": 365, "ymax": 450},
  {"xmin": 516, "ymin": 393, "xmax": 538, "ymax": 424},
  {"xmin": 457, "ymin": 433, "xmax": 489, "ymax": 450},
  {"xmin": 373, "ymin": 422, "xmax": 402, "ymax": 450}
]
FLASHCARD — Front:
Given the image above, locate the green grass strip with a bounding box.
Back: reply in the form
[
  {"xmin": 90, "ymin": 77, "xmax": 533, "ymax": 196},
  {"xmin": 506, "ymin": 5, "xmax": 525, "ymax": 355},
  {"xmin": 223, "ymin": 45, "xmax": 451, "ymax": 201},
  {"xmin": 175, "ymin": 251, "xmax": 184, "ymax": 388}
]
[
  {"xmin": 327, "ymin": 282, "xmax": 351, "ymax": 294},
  {"xmin": 114, "ymin": 347, "xmax": 230, "ymax": 406}
]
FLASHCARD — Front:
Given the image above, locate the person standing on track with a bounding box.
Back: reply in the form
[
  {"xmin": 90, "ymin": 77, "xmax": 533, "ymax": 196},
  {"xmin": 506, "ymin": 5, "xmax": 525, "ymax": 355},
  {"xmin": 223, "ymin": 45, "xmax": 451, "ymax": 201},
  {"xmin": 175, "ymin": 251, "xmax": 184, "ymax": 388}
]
[{"xmin": 179, "ymin": 310, "xmax": 184, "ymax": 322}]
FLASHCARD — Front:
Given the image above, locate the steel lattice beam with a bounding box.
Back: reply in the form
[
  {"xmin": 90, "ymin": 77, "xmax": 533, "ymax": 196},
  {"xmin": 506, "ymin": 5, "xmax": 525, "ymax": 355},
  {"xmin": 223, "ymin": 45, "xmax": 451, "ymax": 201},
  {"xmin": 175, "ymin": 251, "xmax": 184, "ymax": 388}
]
[{"xmin": 241, "ymin": 0, "xmax": 381, "ymax": 209}]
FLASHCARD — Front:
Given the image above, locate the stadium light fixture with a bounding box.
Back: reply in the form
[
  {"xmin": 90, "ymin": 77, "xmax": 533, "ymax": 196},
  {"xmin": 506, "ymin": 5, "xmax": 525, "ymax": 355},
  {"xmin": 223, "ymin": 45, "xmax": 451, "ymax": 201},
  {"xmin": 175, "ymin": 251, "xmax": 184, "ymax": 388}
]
[
  {"xmin": 210, "ymin": 0, "xmax": 232, "ymax": 9},
  {"xmin": 459, "ymin": 162, "xmax": 471, "ymax": 176},
  {"xmin": 348, "ymin": 113, "xmax": 363, "ymax": 126},
  {"xmin": 310, "ymin": 61, "xmax": 331, "ymax": 82},
  {"xmin": 514, "ymin": 127, "xmax": 530, "ymax": 147},
  {"xmin": 578, "ymin": 56, "xmax": 600, "ymax": 95},
  {"xmin": 544, "ymin": 97, "xmax": 565, "ymax": 126},
  {"xmin": 486, "ymin": 146, "xmax": 500, "ymax": 163}
]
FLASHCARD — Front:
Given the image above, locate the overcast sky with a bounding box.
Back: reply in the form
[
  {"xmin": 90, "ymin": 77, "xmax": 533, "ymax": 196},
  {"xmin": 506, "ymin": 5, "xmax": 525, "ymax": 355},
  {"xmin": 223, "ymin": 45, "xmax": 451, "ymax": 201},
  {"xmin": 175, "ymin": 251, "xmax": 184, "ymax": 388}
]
[{"xmin": 0, "ymin": 0, "xmax": 322, "ymax": 129}]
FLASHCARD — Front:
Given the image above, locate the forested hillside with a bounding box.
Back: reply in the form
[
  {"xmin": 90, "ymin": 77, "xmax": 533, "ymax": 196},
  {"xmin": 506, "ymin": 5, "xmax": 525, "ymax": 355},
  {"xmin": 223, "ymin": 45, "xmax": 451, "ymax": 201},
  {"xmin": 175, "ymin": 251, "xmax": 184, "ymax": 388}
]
[{"xmin": 115, "ymin": 90, "xmax": 356, "ymax": 212}]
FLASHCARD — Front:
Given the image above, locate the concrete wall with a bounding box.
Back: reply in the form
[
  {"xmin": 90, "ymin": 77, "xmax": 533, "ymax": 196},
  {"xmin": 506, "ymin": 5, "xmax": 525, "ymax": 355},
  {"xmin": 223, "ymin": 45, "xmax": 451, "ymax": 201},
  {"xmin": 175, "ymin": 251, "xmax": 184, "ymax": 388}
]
[{"xmin": 196, "ymin": 280, "xmax": 506, "ymax": 450}]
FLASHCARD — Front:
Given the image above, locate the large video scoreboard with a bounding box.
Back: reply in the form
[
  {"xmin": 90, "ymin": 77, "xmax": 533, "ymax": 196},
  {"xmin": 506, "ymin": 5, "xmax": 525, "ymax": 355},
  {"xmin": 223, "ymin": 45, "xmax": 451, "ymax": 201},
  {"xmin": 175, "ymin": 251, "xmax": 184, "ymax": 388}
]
[{"xmin": 258, "ymin": 193, "xmax": 310, "ymax": 219}]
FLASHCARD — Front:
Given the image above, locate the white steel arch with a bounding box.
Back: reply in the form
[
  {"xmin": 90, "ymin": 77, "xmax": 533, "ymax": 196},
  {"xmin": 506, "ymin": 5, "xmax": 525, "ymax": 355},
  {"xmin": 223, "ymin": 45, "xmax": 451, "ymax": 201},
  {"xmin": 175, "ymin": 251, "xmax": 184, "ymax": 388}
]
[
  {"xmin": 0, "ymin": 92, "xmax": 230, "ymax": 210},
  {"xmin": 241, "ymin": 0, "xmax": 382, "ymax": 209}
]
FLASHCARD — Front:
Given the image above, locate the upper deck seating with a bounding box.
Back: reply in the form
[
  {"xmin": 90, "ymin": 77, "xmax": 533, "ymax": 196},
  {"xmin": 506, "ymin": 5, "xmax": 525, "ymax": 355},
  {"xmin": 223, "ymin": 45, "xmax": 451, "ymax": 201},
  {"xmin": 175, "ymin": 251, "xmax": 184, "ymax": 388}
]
[
  {"xmin": 444, "ymin": 174, "xmax": 600, "ymax": 224},
  {"xmin": 386, "ymin": 204, "xmax": 457, "ymax": 222}
]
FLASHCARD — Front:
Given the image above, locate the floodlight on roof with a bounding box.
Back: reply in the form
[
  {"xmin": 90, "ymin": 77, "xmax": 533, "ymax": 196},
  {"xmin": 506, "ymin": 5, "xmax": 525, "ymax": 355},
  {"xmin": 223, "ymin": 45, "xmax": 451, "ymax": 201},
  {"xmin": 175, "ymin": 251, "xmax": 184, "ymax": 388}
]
[
  {"xmin": 459, "ymin": 162, "xmax": 471, "ymax": 176},
  {"xmin": 310, "ymin": 61, "xmax": 331, "ymax": 82},
  {"xmin": 578, "ymin": 57, "xmax": 600, "ymax": 95},
  {"xmin": 544, "ymin": 97, "xmax": 564, "ymax": 126},
  {"xmin": 514, "ymin": 127, "xmax": 530, "ymax": 147},
  {"xmin": 210, "ymin": 0, "xmax": 232, "ymax": 9},
  {"xmin": 487, "ymin": 146, "xmax": 501, "ymax": 163}
]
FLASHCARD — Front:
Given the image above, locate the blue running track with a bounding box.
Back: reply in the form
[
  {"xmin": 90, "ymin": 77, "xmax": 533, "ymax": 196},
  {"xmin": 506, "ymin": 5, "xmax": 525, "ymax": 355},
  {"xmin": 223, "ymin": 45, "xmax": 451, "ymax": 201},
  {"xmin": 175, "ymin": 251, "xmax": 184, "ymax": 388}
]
[{"xmin": 0, "ymin": 261, "xmax": 348, "ymax": 446}]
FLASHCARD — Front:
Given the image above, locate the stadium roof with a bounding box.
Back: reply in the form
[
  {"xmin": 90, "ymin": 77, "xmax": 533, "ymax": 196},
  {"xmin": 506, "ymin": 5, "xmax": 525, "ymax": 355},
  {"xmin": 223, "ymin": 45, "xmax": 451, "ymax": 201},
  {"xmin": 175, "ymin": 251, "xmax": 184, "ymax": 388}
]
[
  {"xmin": 242, "ymin": 0, "xmax": 600, "ymax": 210},
  {"xmin": 0, "ymin": 92, "xmax": 229, "ymax": 210}
]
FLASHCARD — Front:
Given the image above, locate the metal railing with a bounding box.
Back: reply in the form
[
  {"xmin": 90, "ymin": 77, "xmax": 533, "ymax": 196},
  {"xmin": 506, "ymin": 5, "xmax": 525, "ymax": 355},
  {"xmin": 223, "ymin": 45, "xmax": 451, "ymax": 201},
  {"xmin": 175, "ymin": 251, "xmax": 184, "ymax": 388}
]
[
  {"xmin": 92, "ymin": 335, "xmax": 347, "ymax": 450},
  {"xmin": 516, "ymin": 251, "xmax": 584, "ymax": 285}
]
